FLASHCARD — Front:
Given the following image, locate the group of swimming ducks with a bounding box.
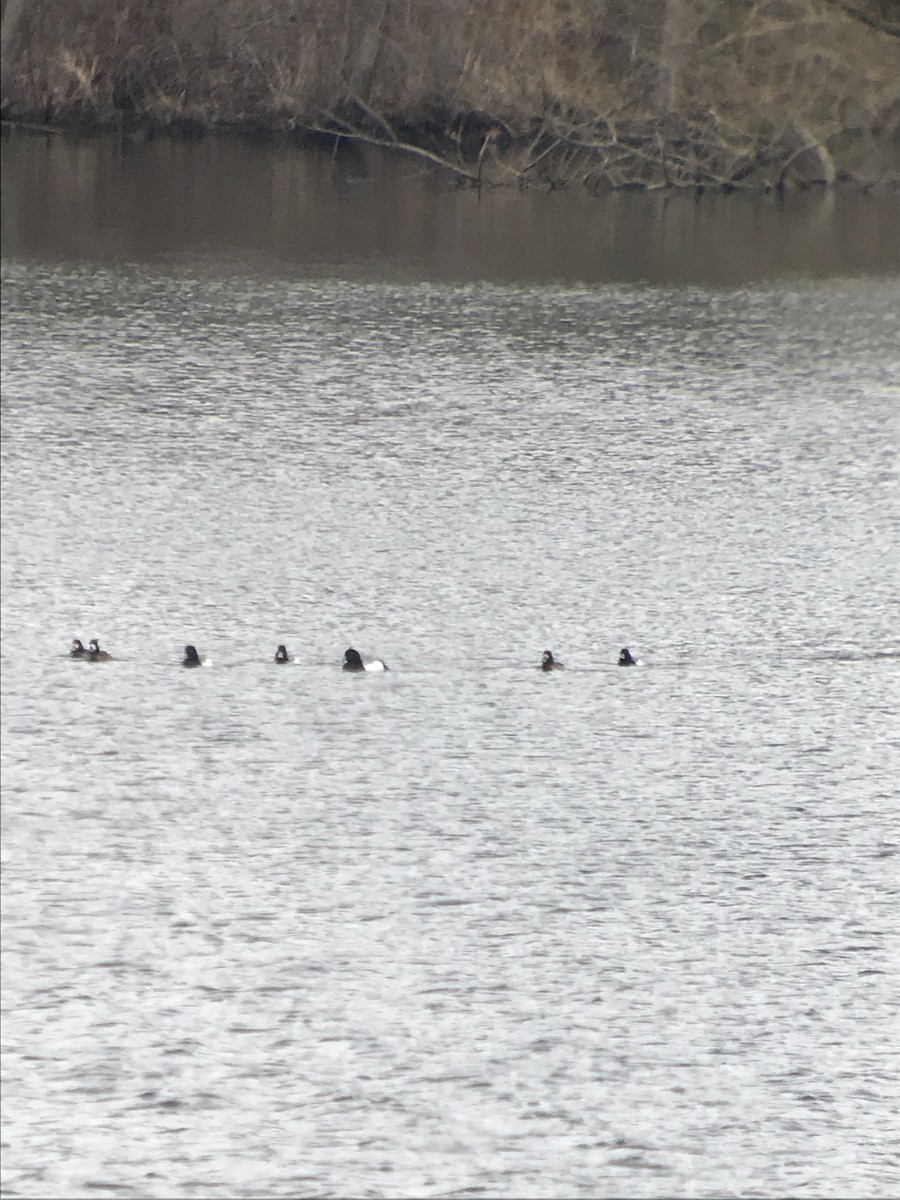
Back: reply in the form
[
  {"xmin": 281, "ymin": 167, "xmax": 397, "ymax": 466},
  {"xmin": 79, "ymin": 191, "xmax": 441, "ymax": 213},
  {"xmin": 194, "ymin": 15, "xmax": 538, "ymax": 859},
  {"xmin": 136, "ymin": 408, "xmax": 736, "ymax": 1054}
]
[
  {"xmin": 68, "ymin": 639, "xmax": 113, "ymax": 662},
  {"xmin": 70, "ymin": 640, "xmax": 640, "ymax": 670}
]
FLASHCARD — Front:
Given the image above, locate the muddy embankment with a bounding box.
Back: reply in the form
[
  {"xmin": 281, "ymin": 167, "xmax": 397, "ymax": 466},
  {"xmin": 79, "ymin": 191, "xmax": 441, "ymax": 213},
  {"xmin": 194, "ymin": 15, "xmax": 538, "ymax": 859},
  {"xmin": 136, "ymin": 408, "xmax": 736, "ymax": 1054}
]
[{"xmin": 2, "ymin": 0, "xmax": 899, "ymax": 191}]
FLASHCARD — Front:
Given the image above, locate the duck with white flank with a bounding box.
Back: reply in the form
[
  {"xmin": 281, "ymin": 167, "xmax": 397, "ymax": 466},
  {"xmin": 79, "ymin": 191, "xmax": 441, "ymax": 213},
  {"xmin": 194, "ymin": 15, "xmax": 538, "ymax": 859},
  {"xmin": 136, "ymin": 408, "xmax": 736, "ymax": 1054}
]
[{"xmin": 343, "ymin": 648, "xmax": 388, "ymax": 672}]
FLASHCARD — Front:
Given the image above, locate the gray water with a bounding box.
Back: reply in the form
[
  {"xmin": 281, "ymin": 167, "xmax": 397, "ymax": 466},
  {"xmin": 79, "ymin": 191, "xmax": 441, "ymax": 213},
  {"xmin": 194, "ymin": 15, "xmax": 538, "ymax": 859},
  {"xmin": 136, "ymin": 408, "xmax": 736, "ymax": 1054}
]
[{"xmin": 2, "ymin": 134, "xmax": 900, "ymax": 1198}]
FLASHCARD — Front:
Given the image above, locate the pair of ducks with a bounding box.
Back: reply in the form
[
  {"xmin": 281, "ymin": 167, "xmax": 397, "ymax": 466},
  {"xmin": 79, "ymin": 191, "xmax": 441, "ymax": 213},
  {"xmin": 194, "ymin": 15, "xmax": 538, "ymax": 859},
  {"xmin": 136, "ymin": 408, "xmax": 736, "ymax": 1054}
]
[
  {"xmin": 283, "ymin": 647, "xmax": 388, "ymax": 672},
  {"xmin": 275, "ymin": 646, "xmax": 389, "ymax": 671},
  {"xmin": 70, "ymin": 639, "xmax": 112, "ymax": 662},
  {"xmin": 541, "ymin": 648, "xmax": 638, "ymax": 671}
]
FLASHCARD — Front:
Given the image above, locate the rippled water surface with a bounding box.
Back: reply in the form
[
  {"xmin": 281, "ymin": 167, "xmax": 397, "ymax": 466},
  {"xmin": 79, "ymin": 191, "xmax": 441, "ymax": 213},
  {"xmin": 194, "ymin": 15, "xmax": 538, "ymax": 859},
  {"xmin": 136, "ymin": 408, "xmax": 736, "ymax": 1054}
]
[{"xmin": 2, "ymin": 137, "xmax": 900, "ymax": 1199}]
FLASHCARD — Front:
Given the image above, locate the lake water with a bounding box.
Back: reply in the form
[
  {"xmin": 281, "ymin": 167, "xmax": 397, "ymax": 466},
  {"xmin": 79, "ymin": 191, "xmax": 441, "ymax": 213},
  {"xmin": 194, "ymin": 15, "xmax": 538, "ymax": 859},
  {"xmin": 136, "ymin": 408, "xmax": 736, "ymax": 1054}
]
[{"xmin": 1, "ymin": 133, "xmax": 899, "ymax": 1199}]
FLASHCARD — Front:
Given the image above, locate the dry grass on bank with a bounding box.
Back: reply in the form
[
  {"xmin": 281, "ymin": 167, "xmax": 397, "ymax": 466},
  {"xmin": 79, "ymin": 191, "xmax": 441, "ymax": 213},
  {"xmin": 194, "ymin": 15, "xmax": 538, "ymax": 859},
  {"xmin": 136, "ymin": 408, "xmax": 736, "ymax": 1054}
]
[{"xmin": 2, "ymin": 0, "xmax": 899, "ymax": 189}]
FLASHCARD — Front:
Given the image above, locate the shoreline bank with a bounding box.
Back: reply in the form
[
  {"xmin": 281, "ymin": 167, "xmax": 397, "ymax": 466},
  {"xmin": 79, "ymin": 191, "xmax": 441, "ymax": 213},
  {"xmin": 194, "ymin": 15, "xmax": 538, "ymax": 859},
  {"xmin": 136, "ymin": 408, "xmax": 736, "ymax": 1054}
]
[{"xmin": 2, "ymin": 0, "xmax": 898, "ymax": 193}]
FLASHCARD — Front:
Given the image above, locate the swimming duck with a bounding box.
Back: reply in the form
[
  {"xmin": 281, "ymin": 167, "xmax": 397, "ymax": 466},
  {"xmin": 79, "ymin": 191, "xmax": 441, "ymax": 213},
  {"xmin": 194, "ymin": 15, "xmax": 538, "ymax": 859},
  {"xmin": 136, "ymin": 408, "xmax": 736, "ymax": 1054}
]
[
  {"xmin": 541, "ymin": 650, "xmax": 564, "ymax": 671},
  {"xmin": 343, "ymin": 647, "xmax": 388, "ymax": 672},
  {"xmin": 182, "ymin": 644, "xmax": 202, "ymax": 668},
  {"xmin": 275, "ymin": 644, "xmax": 291, "ymax": 664},
  {"xmin": 86, "ymin": 639, "xmax": 113, "ymax": 661},
  {"xmin": 70, "ymin": 638, "xmax": 86, "ymax": 658},
  {"xmin": 618, "ymin": 647, "xmax": 638, "ymax": 666}
]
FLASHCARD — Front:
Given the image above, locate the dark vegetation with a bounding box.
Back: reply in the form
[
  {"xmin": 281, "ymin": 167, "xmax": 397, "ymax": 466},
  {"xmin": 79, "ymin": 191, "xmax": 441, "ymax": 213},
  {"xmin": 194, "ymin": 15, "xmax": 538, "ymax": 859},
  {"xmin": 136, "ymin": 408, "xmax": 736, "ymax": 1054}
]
[{"xmin": 2, "ymin": 0, "xmax": 899, "ymax": 190}]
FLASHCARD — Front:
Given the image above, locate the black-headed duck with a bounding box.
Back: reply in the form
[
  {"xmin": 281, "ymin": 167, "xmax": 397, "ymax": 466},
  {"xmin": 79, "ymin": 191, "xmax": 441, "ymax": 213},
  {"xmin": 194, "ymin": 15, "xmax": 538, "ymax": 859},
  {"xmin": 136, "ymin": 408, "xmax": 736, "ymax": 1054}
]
[
  {"xmin": 343, "ymin": 647, "xmax": 388, "ymax": 672},
  {"xmin": 182, "ymin": 644, "xmax": 202, "ymax": 668},
  {"xmin": 86, "ymin": 639, "xmax": 113, "ymax": 661},
  {"xmin": 541, "ymin": 650, "xmax": 564, "ymax": 671}
]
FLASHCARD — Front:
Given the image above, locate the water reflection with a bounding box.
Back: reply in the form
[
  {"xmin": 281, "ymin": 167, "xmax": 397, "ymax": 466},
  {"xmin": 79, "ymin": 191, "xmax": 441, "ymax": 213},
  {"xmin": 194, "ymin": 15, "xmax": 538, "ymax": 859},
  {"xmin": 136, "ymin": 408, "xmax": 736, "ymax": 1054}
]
[
  {"xmin": 2, "ymin": 130, "xmax": 899, "ymax": 1200},
  {"xmin": 3, "ymin": 130, "xmax": 900, "ymax": 284}
]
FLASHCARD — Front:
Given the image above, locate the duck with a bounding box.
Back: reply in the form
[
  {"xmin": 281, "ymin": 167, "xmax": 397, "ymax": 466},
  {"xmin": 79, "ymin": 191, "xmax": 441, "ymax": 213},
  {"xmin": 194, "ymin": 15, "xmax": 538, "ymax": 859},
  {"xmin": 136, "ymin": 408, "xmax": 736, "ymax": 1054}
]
[
  {"xmin": 343, "ymin": 647, "xmax": 388, "ymax": 672},
  {"xmin": 618, "ymin": 647, "xmax": 638, "ymax": 666},
  {"xmin": 70, "ymin": 638, "xmax": 86, "ymax": 658},
  {"xmin": 182, "ymin": 644, "xmax": 202, "ymax": 668},
  {"xmin": 86, "ymin": 639, "xmax": 113, "ymax": 661},
  {"xmin": 541, "ymin": 650, "xmax": 564, "ymax": 671},
  {"xmin": 274, "ymin": 644, "xmax": 291, "ymax": 664}
]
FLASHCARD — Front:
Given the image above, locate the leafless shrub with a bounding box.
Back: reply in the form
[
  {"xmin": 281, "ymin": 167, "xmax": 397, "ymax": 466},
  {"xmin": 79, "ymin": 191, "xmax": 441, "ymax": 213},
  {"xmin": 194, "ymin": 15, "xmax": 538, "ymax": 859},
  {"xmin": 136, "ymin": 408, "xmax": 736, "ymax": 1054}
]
[{"xmin": 2, "ymin": 0, "xmax": 898, "ymax": 189}]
